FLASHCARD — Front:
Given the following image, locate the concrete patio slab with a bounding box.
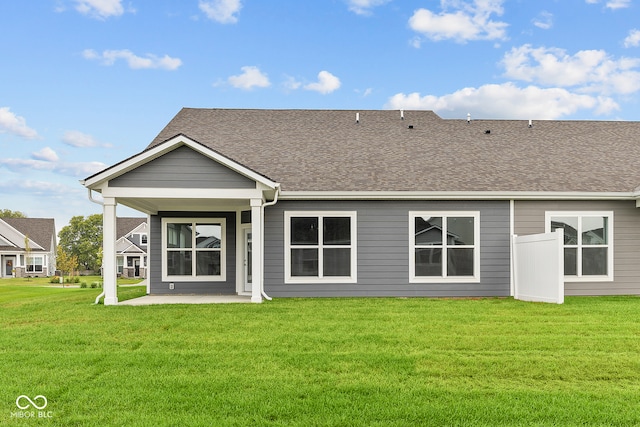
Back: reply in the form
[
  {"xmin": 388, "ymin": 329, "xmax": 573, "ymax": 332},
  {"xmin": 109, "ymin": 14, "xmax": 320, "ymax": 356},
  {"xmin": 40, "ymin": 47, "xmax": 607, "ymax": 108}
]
[{"xmin": 118, "ymin": 295, "xmax": 253, "ymax": 306}]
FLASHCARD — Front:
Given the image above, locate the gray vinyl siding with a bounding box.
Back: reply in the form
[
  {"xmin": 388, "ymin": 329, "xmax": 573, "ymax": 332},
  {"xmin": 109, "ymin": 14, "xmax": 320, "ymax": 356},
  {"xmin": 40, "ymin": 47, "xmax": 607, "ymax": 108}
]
[
  {"xmin": 264, "ymin": 200, "xmax": 511, "ymax": 297},
  {"xmin": 148, "ymin": 212, "xmax": 236, "ymax": 294},
  {"xmin": 514, "ymin": 200, "xmax": 640, "ymax": 296},
  {"xmin": 110, "ymin": 145, "xmax": 256, "ymax": 189}
]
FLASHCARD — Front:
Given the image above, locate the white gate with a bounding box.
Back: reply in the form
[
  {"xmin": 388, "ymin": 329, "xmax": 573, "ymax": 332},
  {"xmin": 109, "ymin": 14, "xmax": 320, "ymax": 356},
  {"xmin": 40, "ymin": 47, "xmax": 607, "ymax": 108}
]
[{"xmin": 512, "ymin": 230, "xmax": 564, "ymax": 304}]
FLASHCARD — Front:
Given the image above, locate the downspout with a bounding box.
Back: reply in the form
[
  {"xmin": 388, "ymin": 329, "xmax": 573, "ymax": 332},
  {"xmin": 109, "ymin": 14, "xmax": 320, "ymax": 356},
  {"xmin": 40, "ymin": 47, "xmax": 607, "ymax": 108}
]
[
  {"xmin": 87, "ymin": 189, "xmax": 106, "ymax": 305},
  {"xmin": 259, "ymin": 185, "xmax": 280, "ymax": 301}
]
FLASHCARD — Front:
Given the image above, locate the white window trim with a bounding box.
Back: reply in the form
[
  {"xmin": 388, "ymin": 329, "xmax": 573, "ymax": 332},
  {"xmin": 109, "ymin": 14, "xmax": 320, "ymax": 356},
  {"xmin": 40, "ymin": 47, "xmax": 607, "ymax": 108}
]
[
  {"xmin": 409, "ymin": 211, "xmax": 480, "ymax": 283},
  {"xmin": 136, "ymin": 233, "xmax": 148, "ymax": 245},
  {"xmin": 545, "ymin": 211, "xmax": 614, "ymax": 282},
  {"xmin": 26, "ymin": 255, "xmax": 44, "ymax": 273},
  {"xmin": 161, "ymin": 218, "xmax": 226, "ymax": 282},
  {"xmin": 284, "ymin": 211, "xmax": 357, "ymax": 284}
]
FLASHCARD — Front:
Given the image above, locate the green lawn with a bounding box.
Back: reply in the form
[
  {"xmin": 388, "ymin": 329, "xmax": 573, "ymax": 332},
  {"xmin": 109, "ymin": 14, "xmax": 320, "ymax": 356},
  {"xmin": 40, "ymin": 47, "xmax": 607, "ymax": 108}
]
[{"xmin": 1, "ymin": 279, "xmax": 640, "ymax": 426}]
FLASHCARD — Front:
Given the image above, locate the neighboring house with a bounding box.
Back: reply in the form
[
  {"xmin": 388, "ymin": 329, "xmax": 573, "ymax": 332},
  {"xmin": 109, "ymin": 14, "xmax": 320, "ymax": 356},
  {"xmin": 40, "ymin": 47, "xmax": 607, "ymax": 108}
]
[
  {"xmin": 0, "ymin": 218, "xmax": 56, "ymax": 278},
  {"xmin": 82, "ymin": 109, "xmax": 640, "ymax": 305},
  {"xmin": 116, "ymin": 217, "xmax": 148, "ymax": 279}
]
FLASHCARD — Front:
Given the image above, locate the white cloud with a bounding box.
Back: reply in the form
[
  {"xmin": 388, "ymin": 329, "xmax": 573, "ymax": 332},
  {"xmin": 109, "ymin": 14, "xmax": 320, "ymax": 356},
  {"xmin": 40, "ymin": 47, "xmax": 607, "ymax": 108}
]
[
  {"xmin": 62, "ymin": 130, "xmax": 111, "ymax": 148},
  {"xmin": 532, "ymin": 11, "xmax": 553, "ymax": 30},
  {"xmin": 0, "ymin": 178, "xmax": 77, "ymax": 196},
  {"xmin": 82, "ymin": 49, "xmax": 182, "ymax": 70},
  {"xmin": 409, "ymin": 0, "xmax": 508, "ymax": 43},
  {"xmin": 346, "ymin": 0, "xmax": 391, "ymax": 15},
  {"xmin": 199, "ymin": 0, "xmax": 242, "ymax": 23},
  {"xmin": 32, "ymin": 147, "xmax": 59, "ymax": 162},
  {"xmin": 0, "ymin": 158, "xmax": 107, "ymax": 177},
  {"xmin": 586, "ymin": 0, "xmax": 631, "ymax": 9},
  {"xmin": 304, "ymin": 71, "xmax": 341, "ymax": 94},
  {"xmin": 624, "ymin": 29, "xmax": 640, "ymax": 48},
  {"xmin": 0, "ymin": 107, "xmax": 39, "ymax": 139},
  {"xmin": 606, "ymin": 0, "xmax": 631, "ymax": 9},
  {"xmin": 385, "ymin": 83, "xmax": 618, "ymax": 119},
  {"xmin": 501, "ymin": 44, "xmax": 640, "ymax": 95},
  {"xmin": 227, "ymin": 66, "xmax": 271, "ymax": 90},
  {"xmin": 283, "ymin": 76, "xmax": 302, "ymax": 91},
  {"xmin": 75, "ymin": 0, "xmax": 125, "ymax": 19}
]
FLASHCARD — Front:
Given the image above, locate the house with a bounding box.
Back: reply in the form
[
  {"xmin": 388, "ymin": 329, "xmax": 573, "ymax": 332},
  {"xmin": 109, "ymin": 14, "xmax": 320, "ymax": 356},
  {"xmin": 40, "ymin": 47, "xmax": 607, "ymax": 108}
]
[
  {"xmin": 116, "ymin": 217, "xmax": 148, "ymax": 279},
  {"xmin": 0, "ymin": 218, "xmax": 56, "ymax": 278},
  {"xmin": 82, "ymin": 109, "xmax": 640, "ymax": 305}
]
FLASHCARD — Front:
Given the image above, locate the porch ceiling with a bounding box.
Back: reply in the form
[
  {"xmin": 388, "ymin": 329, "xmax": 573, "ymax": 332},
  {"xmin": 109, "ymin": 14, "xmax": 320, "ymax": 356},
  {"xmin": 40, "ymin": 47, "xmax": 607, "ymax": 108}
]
[{"xmin": 116, "ymin": 197, "xmax": 251, "ymax": 215}]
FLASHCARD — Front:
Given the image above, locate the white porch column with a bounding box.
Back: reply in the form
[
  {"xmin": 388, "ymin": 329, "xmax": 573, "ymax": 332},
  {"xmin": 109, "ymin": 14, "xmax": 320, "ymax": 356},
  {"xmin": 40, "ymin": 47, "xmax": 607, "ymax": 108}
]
[
  {"xmin": 250, "ymin": 198, "xmax": 263, "ymax": 303},
  {"xmin": 103, "ymin": 197, "xmax": 118, "ymax": 305}
]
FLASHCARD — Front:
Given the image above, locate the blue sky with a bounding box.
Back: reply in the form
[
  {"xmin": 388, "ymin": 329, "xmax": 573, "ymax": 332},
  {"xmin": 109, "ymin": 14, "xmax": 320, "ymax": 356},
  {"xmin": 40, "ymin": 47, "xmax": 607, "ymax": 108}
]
[{"xmin": 1, "ymin": 0, "xmax": 640, "ymax": 232}]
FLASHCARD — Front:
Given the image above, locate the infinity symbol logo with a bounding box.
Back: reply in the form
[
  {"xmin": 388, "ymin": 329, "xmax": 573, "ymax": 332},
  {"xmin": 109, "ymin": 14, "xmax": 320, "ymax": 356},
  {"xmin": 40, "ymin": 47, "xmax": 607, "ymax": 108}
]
[{"xmin": 16, "ymin": 395, "xmax": 48, "ymax": 410}]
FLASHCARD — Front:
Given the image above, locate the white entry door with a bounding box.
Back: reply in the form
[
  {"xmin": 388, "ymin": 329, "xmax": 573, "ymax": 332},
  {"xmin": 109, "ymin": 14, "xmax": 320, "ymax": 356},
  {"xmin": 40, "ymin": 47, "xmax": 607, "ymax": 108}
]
[{"xmin": 243, "ymin": 229, "xmax": 252, "ymax": 292}]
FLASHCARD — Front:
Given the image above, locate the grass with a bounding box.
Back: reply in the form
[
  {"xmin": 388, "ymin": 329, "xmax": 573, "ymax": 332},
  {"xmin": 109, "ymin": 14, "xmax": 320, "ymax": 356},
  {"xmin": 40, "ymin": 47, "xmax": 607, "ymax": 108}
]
[{"xmin": 1, "ymin": 279, "xmax": 640, "ymax": 426}]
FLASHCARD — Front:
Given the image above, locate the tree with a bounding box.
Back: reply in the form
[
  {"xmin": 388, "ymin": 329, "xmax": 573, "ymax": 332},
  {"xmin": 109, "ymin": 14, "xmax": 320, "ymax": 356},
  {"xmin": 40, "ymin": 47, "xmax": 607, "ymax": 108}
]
[
  {"xmin": 24, "ymin": 235, "xmax": 32, "ymax": 281},
  {"xmin": 58, "ymin": 214, "xmax": 103, "ymax": 271},
  {"xmin": 0, "ymin": 209, "xmax": 27, "ymax": 218},
  {"xmin": 56, "ymin": 246, "xmax": 79, "ymax": 285}
]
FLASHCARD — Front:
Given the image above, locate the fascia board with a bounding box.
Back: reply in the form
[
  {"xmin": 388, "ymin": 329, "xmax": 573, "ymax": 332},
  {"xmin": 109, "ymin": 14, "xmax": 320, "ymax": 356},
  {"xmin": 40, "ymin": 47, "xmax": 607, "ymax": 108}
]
[
  {"xmin": 0, "ymin": 233, "xmax": 17, "ymax": 247},
  {"xmin": 119, "ymin": 243, "xmax": 144, "ymax": 254},
  {"xmin": 0, "ymin": 220, "xmax": 45, "ymax": 250},
  {"xmin": 83, "ymin": 134, "xmax": 278, "ymax": 190},
  {"xmin": 128, "ymin": 223, "xmax": 147, "ymax": 235},
  {"xmin": 279, "ymin": 191, "xmax": 637, "ymax": 201}
]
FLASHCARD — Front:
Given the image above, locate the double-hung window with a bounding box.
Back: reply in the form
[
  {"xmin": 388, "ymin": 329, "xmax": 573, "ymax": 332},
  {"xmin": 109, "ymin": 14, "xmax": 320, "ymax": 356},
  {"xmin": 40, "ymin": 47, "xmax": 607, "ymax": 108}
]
[
  {"xmin": 546, "ymin": 212, "xmax": 613, "ymax": 280},
  {"xmin": 162, "ymin": 218, "xmax": 226, "ymax": 281},
  {"xmin": 26, "ymin": 256, "xmax": 44, "ymax": 273},
  {"xmin": 410, "ymin": 211, "xmax": 480, "ymax": 283},
  {"xmin": 284, "ymin": 211, "xmax": 357, "ymax": 283}
]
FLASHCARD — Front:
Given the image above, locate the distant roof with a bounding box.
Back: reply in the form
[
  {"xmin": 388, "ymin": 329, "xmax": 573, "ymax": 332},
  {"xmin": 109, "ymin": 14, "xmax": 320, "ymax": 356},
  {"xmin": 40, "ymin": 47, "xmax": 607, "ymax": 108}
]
[
  {"xmin": 1, "ymin": 218, "xmax": 56, "ymax": 251},
  {"xmin": 117, "ymin": 217, "xmax": 146, "ymax": 239},
  {"xmin": 142, "ymin": 108, "xmax": 640, "ymax": 193}
]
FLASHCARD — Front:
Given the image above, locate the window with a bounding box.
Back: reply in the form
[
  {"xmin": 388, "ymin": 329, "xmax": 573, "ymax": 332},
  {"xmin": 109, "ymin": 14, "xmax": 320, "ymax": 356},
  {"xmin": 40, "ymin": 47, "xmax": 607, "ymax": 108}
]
[
  {"xmin": 140, "ymin": 234, "xmax": 148, "ymax": 245},
  {"xmin": 26, "ymin": 256, "xmax": 44, "ymax": 273},
  {"xmin": 284, "ymin": 212, "xmax": 357, "ymax": 283},
  {"xmin": 161, "ymin": 218, "xmax": 226, "ymax": 281},
  {"xmin": 410, "ymin": 212, "xmax": 480, "ymax": 283},
  {"xmin": 117, "ymin": 256, "xmax": 124, "ymax": 274},
  {"xmin": 546, "ymin": 212, "xmax": 613, "ymax": 280}
]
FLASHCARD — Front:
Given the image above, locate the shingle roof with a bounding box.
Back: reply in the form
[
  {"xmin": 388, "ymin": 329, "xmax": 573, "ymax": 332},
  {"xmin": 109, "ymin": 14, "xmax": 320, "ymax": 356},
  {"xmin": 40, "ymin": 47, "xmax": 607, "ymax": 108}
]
[
  {"xmin": 1, "ymin": 218, "xmax": 56, "ymax": 252},
  {"xmin": 117, "ymin": 217, "xmax": 146, "ymax": 239},
  {"xmin": 147, "ymin": 108, "xmax": 640, "ymax": 193}
]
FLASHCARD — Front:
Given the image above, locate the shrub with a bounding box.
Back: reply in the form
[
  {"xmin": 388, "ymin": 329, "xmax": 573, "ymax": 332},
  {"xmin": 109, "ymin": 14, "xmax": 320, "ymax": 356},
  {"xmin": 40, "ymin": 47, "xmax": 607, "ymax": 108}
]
[
  {"xmin": 49, "ymin": 276, "xmax": 61, "ymax": 284},
  {"xmin": 80, "ymin": 282, "xmax": 87, "ymax": 288}
]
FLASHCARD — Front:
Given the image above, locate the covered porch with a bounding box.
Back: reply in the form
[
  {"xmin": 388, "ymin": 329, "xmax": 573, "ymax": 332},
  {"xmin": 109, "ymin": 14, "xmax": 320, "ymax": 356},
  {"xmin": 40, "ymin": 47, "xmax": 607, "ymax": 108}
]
[{"xmin": 81, "ymin": 135, "xmax": 279, "ymax": 306}]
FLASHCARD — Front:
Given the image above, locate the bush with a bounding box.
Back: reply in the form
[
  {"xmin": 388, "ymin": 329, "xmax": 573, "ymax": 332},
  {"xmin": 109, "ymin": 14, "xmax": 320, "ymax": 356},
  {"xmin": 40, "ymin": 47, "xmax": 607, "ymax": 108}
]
[
  {"xmin": 50, "ymin": 276, "xmax": 61, "ymax": 284},
  {"xmin": 80, "ymin": 282, "xmax": 87, "ymax": 288}
]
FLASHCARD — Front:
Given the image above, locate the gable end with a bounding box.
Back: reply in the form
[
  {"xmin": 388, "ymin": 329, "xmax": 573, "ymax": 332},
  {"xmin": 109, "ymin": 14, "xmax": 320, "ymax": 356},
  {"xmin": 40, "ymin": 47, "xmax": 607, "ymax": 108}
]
[{"xmin": 109, "ymin": 145, "xmax": 256, "ymax": 189}]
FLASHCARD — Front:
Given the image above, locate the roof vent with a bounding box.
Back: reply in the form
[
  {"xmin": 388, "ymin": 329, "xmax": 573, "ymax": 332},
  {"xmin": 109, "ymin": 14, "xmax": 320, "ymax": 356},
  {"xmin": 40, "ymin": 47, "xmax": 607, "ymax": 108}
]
[
  {"xmin": 400, "ymin": 109, "xmax": 404, "ymax": 120},
  {"xmin": 467, "ymin": 113, "xmax": 471, "ymax": 124},
  {"xmin": 356, "ymin": 112, "xmax": 360, "ymax": 124},
  {"xmin": 408, "ymin": 125, "xmax": 414, "ymax": 129},
  {"xmin": 485, "ymin": 130, "xmax": 491, "ymax": 134},
  {"xmin": 528, "ymin": 119, "xmax": 533, "ymax": 128}
]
